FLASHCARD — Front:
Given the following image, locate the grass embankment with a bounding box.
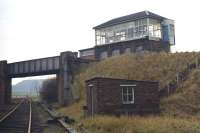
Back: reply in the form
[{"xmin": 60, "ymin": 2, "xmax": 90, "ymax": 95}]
[
  {"xmin": 56, "ymin": 52, "xmax": 200, "ymax": 133},
  {"xmin": 161, "ymin": 69, "xmax": 200, "ymax": 117},
  {"xmin": 73, "ymin": 52, "xmax": 200, "ymax": 101},
  {"xmin": 81, "ymin": 116, "xmax": 200, "ymax": 133}
]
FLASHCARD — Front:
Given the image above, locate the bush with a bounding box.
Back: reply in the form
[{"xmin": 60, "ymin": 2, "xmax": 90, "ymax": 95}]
[{"xmin": 40, "ymin": 78, "xmax": 57, "ymax": 103}]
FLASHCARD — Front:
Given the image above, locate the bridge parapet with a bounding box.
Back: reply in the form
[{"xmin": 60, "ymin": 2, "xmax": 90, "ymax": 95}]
[{"xmin": 0, "ymin": 61, "xmax": 11, "ymax": 104}]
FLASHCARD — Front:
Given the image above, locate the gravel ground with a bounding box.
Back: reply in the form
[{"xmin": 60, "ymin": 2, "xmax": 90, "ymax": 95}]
[{"xmin": 32, "ymin": 102, "xmax": 65, "ymax": 133}]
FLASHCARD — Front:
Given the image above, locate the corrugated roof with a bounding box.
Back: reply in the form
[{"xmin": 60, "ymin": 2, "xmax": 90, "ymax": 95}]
[{"xmin": 93, "ymin": 11, "xmax": 166, "ymax": 29}]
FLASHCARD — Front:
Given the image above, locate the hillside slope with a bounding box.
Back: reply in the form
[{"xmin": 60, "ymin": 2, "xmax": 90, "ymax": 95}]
[
  {"xmin": 57, "ymin": 52, "xmax": 200, "ymax": 118},
  {"xmin": 56, "ymin": 52, "xmax": 200, "ymax": 133},
  {"xmin": 161, "ymin": 69, "xmax": 200, "ymax": 117},
  {"xmin": 73, "ymin": 52, "xmax": 200, "ymax": 100},
  {"xmin": 12, "ymin": 79, "xmax": 43, "ymax": 96}
]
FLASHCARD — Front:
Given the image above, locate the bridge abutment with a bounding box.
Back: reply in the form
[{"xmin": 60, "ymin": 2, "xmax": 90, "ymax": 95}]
[
  {"xmin": 0, "ymin": 61, "xmax": 11, "ymax": 105},
  {"xmin": 58, "ymin": 51, "xmax": 78, "ymax": 106}
]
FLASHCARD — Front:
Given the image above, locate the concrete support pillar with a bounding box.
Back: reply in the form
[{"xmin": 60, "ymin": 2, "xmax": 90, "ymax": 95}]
[
  {"xmin": 58, "ymin": 51, "xmax": 77, "ymax": 106},
  {"xmin": 0, "ymin": 61, "xmax": 8, "ymax": 105}
]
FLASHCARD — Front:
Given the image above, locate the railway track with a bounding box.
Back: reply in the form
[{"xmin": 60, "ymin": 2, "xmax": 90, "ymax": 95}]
[{"xmin": 0, "ymin": 99, "xmax": 36, "ymax": 133}]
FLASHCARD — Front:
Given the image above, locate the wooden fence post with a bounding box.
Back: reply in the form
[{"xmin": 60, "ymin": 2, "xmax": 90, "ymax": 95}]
[
  {"xmin": 196, "ymin": 58, "xmax": 199, "ymax": 68},
  {"xmin": 167, "ymin": 83, "xmax": 170, "ymax": 96},
  {"xmin": 176, "ymin": 73, "xmax": 179, "ymax": 85},
  {"xmin": 187, "ymin": 63, "xmax": 190, "ymax": 71}
]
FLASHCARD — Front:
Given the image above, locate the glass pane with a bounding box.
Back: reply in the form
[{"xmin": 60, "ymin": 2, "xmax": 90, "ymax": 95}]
[
  {"xmin": 128, "ymin": 88, "xmax": 132, "ymax": 94},
  {"xmin": 100, "ymin": 51, "xmax": 108, "ymax": 59},
  {"xmin": 125, "ymin": 48, "xmax": 131, "ymax": 53},
  {"xmin": 112, "ymin": 49, "xmax": 120, "ymax": 56},
  {"xmin": 123, "ymin": 95, "xmax": 127, "ymax": 102},
  {"xmin": 128, "ymin": 94, "xmax": 133, "ymax": 101},
  {"xmin": 128, "ymin": 28, "xmax": 133, "ymax": 38},
  {"xmin": 123, "ymin": 88, "xmax": 127, "ymax": 95}
]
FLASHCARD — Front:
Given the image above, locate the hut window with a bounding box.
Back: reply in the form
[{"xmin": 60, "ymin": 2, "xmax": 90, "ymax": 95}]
[
  {"xmin": 121, "ymin": 86, "xmax": 135, "ymax": 104},
  {"xmin": 100, "ymin": 51, "xmax": 108, "ymax": 59},
  {"xmin": 112, "ymin": 49, "xmax": 120, "ymax": 56},
  {"xmin": 125, "ymin": 48, "xmax": 131, "ymax": 53}
]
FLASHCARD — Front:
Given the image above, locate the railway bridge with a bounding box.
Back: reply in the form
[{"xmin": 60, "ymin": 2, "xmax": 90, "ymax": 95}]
[{"xmin": 0, "ymin": 51, "xmax": 91, "ymax": 105}]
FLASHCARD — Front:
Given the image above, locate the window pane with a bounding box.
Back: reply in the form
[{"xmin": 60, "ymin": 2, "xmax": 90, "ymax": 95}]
[
  {"xmin": 100, "ymin": 51, "xmax": 108, "ymax": 59},
  {"xmin": 123, "ymin": 95, "xmax": 128, "ymax": 102},
  {"xmin": 128, "ymin": 88, "xmax": 132, "ymax": 94},
  {"xmin": 125, "ymin": 48, "xmax": 131, "ymax": 53},
  {"xmin": 112, "ymin": 49, "xmax": 120, "ymax": 56},
  {"xmin": 123, "ymin": 88, "xmax": 127, "ymax": 95},
  {"xmin": 128, "ymin": 28, "xmax": 133, "ymax": 38},
  {"xmin": 128, "ymin": 94, "xmax": 133, "ymax": 101}
]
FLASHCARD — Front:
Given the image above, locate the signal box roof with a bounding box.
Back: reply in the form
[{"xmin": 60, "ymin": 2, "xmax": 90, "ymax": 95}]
[{"xmin": 93, "ymin": 11, "xmax": 166, "ymax": 29}]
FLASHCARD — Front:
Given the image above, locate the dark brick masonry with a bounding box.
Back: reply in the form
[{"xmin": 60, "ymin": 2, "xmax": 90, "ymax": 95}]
[
  {"xmin": 80, "ymin": 37, "xmax": 170, "ymax": 60},
  {"xmin": 86, "ymin": 77, "xmax": 159, "ymax": 116}
]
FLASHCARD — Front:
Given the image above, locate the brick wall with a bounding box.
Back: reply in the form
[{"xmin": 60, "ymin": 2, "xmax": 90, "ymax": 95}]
[
  {"xmin": 86, "ymin": 77, "xmax": 159, "ymax": 116},
  {"xmin": 79, "ymin": 38, "xmax": 170, "ymax": 60},
  {"xmin": 94, "ymin": 38, "xmax": 170, "ymax": 60}
]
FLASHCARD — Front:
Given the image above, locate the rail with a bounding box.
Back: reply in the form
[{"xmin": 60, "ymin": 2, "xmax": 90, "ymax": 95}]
[
  {"xmin": 0, "ymin": 99, "xmax": 23, "ymax": 122},
  {"xmin": 28, "ymin": 99, "xmax": 32, "ymax": 133},
  {"xmin": 0, "ymin": 98, "xmax": 33, "ymax": 133}
]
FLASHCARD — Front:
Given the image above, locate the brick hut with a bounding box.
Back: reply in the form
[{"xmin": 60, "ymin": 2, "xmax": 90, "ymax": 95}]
[{"xmin": 85, "ymin": 77, "xmax": 159, "ymax": 116}]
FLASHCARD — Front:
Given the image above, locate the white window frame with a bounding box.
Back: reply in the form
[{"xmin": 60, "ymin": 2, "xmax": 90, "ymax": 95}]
[{"xmin": 120, "ymin": 84, "xmax": 136, "ymax": 104}]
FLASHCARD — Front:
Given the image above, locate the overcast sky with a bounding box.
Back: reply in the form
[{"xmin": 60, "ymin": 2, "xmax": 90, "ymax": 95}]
[{"xmin": 1, "ymin": 0, "xmax": 200, "ymax": 84}]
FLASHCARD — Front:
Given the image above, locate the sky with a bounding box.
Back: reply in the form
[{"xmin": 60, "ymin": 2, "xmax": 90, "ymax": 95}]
[{"xmin": 1, "ymin": 0, "xmax": 200, "ymax": 84}]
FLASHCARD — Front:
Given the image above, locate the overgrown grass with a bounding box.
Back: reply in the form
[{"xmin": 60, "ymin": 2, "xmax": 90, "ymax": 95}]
[
  {"xmin": 56, "ymin": 52, "xmax": 200, "ymax": 133},
  {"xmin": 81, "ymin": 115, "xmax": 200, "ymax": 133},
  {"xmin": 73, "ymin": 52, "xmax": 200, "ymax": 100},
  {"xmin": 56, "ymin": 100, "xmax": 85, "ymax": 120},
  {"xmin": 161, "ymin": 69, "xmax": 200, "ymax": 117}
]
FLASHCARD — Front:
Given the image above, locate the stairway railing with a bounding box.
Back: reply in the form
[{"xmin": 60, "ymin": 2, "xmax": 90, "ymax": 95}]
[{"xmin": 159, "ymin": 56, "xmax": 200, "ymax": 98}]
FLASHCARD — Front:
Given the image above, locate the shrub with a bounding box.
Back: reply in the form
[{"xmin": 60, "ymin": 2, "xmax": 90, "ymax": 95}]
[{"xmin": 39, "ymin": 78, "xmax": 57, "ymax": 103}]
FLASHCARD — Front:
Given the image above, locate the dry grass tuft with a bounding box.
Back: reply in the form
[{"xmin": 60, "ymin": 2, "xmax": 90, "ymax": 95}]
[
  {"xmin": 161, "ymin": 69, "xmax": 200, "ymax": 117},
  {"xmin": 81, "ymin": 115, "xmax": 200, "ymax": 133}
]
